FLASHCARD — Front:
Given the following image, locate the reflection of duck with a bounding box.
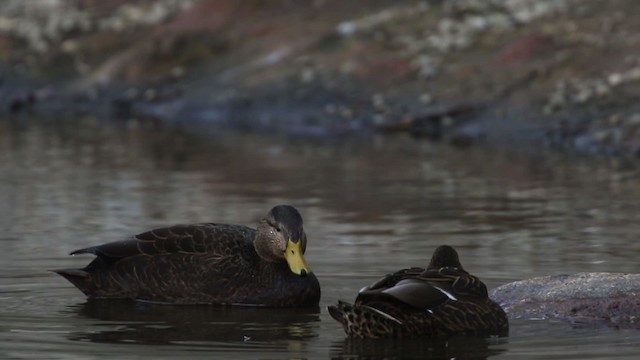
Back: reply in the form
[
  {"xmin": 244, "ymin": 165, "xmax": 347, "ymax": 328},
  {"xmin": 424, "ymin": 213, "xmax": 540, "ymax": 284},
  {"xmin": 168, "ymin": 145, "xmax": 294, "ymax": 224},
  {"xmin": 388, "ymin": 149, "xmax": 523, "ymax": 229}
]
[
  {"xmin": 329, "ymin": 245, "xmax": 509, "ymax": 338},
  {"xmin": 54, "ymin": 205, "xmax": 321, "ymax": 307},
  {"xmin": 66, "ymin": 300, "xmax": 320, "ymax": 345},
  {"xmin": 331, "ymin": 335, "xmax": 507, "ymax": 359}
]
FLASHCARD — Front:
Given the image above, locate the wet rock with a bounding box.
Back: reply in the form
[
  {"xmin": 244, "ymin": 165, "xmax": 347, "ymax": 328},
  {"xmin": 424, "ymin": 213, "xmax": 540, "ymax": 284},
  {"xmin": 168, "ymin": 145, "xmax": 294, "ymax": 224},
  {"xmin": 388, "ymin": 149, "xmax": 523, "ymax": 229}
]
[
  {"xmin": 490, "ymin": 273, "xmax": 640, "ymax": 328},
  {"xmin": 7, "ymin": 87, "xmax": 53, "ymax": 113}
]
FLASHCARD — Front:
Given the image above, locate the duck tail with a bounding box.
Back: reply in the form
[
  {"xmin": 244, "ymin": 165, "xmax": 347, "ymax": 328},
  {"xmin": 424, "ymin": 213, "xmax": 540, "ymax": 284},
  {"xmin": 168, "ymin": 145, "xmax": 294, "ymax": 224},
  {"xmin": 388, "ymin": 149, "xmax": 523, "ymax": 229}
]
[
  {"xmin": 328, "ymin": 302, "xmax": 346, "ymax": 322},
  {"xmin": 328, "ymin": 300, "xmax": 353, "ymax": 333},
  {"xmin": 52, "ymin": 268, "xmax": 94, "ymax": 296},
  {"xmin": 329, "ymin": 300, "xmax": 404, "ymax": 338},
  {"xmin": 53, "ymin": 267, "xmax": 133, "ymax": 299}
]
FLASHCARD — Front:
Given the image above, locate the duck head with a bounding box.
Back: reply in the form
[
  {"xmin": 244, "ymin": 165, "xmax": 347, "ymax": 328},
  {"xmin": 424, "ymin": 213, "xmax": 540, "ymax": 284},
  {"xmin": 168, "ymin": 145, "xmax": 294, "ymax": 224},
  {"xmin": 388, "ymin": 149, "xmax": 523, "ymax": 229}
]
[
  {"xmin": 427, "ymin": 245, "xmax": 465, "ymax": 271},
  {"xmin": 255, "ymin": 205, "xmax": 311, "ymax": 276}
]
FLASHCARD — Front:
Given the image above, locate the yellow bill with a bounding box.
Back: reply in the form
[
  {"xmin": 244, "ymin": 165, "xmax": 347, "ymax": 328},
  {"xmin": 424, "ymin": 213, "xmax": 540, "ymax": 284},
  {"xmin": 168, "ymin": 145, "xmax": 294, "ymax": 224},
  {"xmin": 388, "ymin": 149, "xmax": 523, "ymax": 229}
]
[{"xmin": 284, "ymin": 238, "xmax": 311, "ymax": 276}]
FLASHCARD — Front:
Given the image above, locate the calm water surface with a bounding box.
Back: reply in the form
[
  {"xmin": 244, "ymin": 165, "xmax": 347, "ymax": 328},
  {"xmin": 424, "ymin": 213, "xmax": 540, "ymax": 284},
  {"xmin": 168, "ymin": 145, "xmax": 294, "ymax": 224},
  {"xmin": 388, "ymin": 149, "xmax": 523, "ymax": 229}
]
[{"xmin": 1, "ymin": 116, "xmax": 640, "ymax": 359}]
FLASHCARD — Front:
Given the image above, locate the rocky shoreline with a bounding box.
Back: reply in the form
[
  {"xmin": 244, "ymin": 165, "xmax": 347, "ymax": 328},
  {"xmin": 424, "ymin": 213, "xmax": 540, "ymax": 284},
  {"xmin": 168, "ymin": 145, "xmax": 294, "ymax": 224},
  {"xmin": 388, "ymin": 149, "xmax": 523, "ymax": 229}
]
[{"xmin": 2, "ymin": 0, "xmax": 640, "ymax": 156}]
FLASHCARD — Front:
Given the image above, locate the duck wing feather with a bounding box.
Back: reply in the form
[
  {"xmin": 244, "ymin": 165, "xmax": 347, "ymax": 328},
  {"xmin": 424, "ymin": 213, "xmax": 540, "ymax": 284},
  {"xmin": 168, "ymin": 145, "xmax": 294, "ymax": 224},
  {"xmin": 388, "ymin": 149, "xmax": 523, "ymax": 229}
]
[
  {"xmin": 71, "ymin": 223, "xmax": 254, "ymax": 267},
  {"xmin": 416, "ymin": 267, "xmax": 488, "ymax": 299},
  {"xmin": 357, "ymin": 266, "xmax": 488, "ymax": 311}
]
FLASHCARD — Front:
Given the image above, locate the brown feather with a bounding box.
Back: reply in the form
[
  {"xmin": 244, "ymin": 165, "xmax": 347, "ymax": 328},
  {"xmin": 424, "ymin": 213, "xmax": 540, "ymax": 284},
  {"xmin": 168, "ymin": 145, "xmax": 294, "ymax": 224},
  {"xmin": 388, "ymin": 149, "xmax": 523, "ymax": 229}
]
[{"xmin": 328, "ymin": 245, "xmax": 508, "ymax": 338}]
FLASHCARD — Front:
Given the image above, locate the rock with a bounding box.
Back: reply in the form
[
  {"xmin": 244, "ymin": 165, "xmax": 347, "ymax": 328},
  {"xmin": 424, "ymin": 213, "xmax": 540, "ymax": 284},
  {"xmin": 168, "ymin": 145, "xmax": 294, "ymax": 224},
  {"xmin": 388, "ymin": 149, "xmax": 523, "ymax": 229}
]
[
  {"xmin": 7, "ymin": 86, "xmax": 53, "ymax": 113},
  {"xmin": 490, "ymin": 273, "xmax": 640, "ymax": 328}
]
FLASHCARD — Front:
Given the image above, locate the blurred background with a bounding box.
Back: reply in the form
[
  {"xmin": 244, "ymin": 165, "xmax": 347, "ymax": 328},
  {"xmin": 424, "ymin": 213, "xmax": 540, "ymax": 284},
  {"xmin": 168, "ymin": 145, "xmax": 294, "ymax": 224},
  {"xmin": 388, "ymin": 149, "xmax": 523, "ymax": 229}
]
[
  {"xmin": 1, "ymin": 0, "xmax": 639, "ymax": 152},
  {"xmin": 2, "ymin": 1, "xmax": 640, "ymax": 359}
]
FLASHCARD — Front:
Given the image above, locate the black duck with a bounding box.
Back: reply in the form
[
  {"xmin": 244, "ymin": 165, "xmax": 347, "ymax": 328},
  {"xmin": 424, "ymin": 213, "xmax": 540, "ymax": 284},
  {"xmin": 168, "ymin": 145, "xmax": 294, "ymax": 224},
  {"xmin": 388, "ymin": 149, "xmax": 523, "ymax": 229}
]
[
  {"xmin": 54, "ymin": 205, "xmax": 321, "ymax": 307},
  {"xmin": 328, "ymin": 245, "xmax": 508, "ymax": 338}
]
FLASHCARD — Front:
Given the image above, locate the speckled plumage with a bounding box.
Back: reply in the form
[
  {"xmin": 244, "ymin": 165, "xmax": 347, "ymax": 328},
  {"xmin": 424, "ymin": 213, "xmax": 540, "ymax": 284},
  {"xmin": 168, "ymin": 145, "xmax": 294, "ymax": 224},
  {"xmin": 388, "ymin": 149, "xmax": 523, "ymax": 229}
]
[
  {"xmin": 54, "ymin": 205, "xmax": 321, "ymax": 307},
  {"xmin": 328, "ymin": 245, "xmax": 508, "ymax": 338}
]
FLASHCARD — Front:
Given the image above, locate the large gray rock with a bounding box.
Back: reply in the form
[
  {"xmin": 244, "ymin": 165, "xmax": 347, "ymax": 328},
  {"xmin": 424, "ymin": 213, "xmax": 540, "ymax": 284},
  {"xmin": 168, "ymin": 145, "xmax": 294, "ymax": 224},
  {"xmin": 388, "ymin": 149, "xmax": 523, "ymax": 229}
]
[{"xmin": 490, "ymin": 273, "xmax": 640, "ymax": 327}]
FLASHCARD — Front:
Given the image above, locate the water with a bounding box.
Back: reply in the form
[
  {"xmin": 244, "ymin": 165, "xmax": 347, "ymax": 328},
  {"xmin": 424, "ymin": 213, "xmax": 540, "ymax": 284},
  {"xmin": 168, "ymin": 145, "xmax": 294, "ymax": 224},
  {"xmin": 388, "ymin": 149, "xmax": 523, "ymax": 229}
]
[{"xmin": 1, "ymin": 116, "xmax": 640, "ymax": 359}]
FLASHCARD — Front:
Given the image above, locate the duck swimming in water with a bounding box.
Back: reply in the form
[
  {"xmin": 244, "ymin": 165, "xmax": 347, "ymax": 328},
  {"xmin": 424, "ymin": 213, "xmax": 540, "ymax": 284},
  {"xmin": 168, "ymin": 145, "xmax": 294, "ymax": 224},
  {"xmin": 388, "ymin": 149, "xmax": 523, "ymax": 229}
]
[
  {"xmin": 54, "ymin": 205, "xmax": 321, "ymax": 307},
  {"xmin": 328, "ymin": 245, "xmax": 508, "ymax": 338}
]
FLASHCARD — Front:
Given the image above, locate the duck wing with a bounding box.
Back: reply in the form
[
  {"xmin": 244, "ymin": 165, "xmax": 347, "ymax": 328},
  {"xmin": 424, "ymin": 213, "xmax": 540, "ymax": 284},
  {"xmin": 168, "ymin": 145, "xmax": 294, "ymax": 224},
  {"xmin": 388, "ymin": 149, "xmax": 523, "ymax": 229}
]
[
  {"xmin": 417, "ymin": 266, "xmax": 489, "ymax": 299},
  {"xmin": 55, "ymin": 223, "xmax": 258, "ymax": 302},
  {"xmin": 71, "ymin": 223, "xmax": 254, "ymax": 270},
  {"xmin": 357, "ymin": 266, "xmax": 488, "ymax": 310},
  {"xmin": 358, "ymin": 267, "xmax": 425, "ymax": 293},
  {"xmin": 380, "ymin": 278, "xmax": 452, "ymax": 309},
  {"xmin": 356, "ymin": 269, "xmax": 451, "ymax": 311}
]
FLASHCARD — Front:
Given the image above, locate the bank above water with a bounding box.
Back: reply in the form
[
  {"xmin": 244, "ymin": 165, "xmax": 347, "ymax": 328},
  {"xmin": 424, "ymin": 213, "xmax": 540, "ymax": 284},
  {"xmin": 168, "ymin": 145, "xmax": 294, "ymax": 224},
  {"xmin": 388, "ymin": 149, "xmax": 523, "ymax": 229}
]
[{"xmin": 2, "ymin": 0, "xmax": 640, "ymax": 157}]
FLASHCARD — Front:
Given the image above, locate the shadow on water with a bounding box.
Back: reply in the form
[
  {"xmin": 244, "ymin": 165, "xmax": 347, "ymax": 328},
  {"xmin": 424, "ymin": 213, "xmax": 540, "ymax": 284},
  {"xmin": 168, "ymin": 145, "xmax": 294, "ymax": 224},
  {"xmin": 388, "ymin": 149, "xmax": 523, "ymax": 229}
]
[
  {"xmin": 330, "ymin": 335, "xmax": 508, "ymax": 360},
  {"xmin": 64, "ymin": 300, "xmax": 320, "ymax": 346}
]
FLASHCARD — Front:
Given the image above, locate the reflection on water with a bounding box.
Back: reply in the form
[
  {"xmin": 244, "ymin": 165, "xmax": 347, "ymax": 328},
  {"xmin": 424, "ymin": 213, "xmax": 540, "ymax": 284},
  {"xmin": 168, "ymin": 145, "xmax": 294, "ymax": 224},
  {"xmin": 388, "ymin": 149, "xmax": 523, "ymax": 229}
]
[
  {"xmin": 331, "ymin": 336, "xmax": 507, "ymax": 360},
  {"xmin": 67, "ymin": 300, "xmax": 319, "ymax": 346},
  {"xmin": 2, "ymin": 115, "xmax": 640, "ymax": 359}
]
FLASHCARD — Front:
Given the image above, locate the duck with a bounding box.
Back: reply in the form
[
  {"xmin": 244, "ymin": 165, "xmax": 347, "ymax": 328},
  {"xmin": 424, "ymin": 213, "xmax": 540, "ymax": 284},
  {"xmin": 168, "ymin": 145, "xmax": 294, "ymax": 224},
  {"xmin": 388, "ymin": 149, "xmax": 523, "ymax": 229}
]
[
  {"xmin": 328, "ymin": 245, "xmax": 508, "ymax": 338},
  {"xmin": 54, "ymin": 205, "xmax": 321, "ymax": 307}
]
